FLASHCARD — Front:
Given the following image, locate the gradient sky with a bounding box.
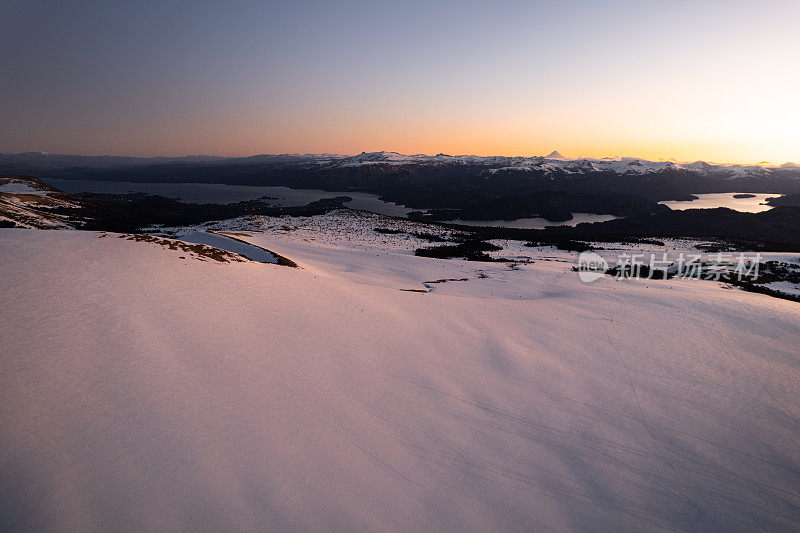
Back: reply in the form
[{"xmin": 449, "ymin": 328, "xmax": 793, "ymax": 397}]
[{"xmin": 2, "ymin": 0, "xmax": 799, "ymax": 163}]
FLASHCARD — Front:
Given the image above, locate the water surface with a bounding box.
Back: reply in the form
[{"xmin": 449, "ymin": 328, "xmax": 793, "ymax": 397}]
[
  {"xmin": 42, "ymin": 178, "xmax": 412, "ymax": 217},
  {"xmin": 659, "ymin": 193, "xmax": 779, "ymax": 213},
  {"xmin": 179, "ymin": 231, "xmax": 278, "ymax": 263},
  {"xmin": 451, "ymin": 212, "xmax": 620, "ymax": 229},
  {"xmin": 43, "ymin": 178, "xmax": 651, "ymax": 228}
]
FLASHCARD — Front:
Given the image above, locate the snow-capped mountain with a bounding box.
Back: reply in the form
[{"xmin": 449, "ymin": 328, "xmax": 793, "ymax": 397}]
[
  {"xmin": 544, "ymin": 150, "xmax": 567, "ymax": 160},
  {"xmin": 320, "ymin": 150, "xmax": 783, "ymax": 180},
  {"xmin": 3, "ymin": 149, "xmax": 796, "ymax": 181}
]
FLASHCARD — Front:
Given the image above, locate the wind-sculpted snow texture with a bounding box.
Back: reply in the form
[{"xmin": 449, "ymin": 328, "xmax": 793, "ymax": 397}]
[{"xmin": 1, "ymin": 221, "xmax": 799, "ymax": 531}]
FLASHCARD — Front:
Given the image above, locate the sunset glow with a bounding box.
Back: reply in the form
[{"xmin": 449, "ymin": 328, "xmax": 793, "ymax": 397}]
[
  {"xmin": 5, "ymin": 2, "xmax": 800, "ymax": 530},
  {"xmin": 3, "ymin": 0, "xmax": 799, "ymax": 163}
]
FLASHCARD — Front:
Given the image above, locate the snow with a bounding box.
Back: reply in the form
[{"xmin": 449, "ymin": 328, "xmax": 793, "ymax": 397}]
[
  {"xmin": 0, "ymin": 178, "xmax": 49, "ymax": 195},
  {"xmin": 0, "ymin": 193, "xmax": 79, "ymax": 229},
  {"xmin": 320, "ymin": 151, "xmax": 784, "ymax": 178},
  {"xmin": 763, "ymin": 280, "xmax": 800, "ymax": 297},
  {"xmin": 1, "ymin": 223, "xmax": 800, "ymax": 531}
]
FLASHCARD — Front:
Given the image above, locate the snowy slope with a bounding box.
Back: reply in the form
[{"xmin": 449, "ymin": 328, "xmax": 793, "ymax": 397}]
[
  {"xmin": 0, "ymin": 177, "xmax": 80, "ymax": 229},
  {"xmin": 0, "ymin": 178, "xmax": 50, "ymax": 195},
  {"xmin": 1, "ymin": 226, "xmax": 800, "ymax": 531}
]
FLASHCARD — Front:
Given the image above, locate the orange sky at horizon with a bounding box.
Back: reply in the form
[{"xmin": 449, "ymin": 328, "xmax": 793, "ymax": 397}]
[{"xmin": 4, "ymin": 1, "xmax": 799, "ymax": 166}]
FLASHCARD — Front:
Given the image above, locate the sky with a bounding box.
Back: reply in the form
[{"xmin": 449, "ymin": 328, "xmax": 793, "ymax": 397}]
[{"xmin": 2, "ymin": 0, "xmax": 799, "ymax": 163}]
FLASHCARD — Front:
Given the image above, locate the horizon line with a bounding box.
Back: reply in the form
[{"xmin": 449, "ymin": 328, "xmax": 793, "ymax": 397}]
[{"xmin": 3, "ymin": 149, "xmax": 798, "ymax": 168}]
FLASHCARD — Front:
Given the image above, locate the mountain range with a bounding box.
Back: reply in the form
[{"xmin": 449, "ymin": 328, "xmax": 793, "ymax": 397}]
[
  {"xmin": 5, "ymin": 149, "xmax": 800, "ymax": 224},
  {"xmin": 3, "ymin": 149, "xmax": 800, "ymax": 179}
]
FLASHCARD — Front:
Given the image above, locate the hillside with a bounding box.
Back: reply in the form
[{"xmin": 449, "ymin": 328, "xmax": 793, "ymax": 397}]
[{"xmin": 1, "ymin": 223, "xmax": 799, "ymax": 530}]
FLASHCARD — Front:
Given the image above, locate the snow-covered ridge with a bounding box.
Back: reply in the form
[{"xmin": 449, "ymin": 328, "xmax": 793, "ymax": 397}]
[
  {"xmin": 322, "ymin": 151, "xmax": 788, "ymax": 179},
  {"xmin": 0, "ymin": 176, "xmax": 53, "ymax": 195},
  {"xmin": 6, "ymin": 150, "xmax": 797, "ymax": 179},
  {"xmin": 2, "ymin": 219, "xmax": 800, "ymax": 530},
  {"xmin": 0, "ymin": 176, "xmax": 80, "ymax": 229}
]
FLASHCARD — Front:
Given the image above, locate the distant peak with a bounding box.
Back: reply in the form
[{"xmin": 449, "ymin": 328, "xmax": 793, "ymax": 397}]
[{"xmin": 545, "ymin": 150, "xmax": 567, "ymax": 160}]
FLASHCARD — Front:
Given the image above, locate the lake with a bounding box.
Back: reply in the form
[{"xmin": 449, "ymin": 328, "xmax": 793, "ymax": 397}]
[
  {"xmin": 178, "ymin": 231, "xmax": 279, "ymax": 263},
  {"xmin": 42, "ymin": 178, "xmax": 413, "ymax": 217},
  {"xmin": 451, "ymin": 212, "xmax": 620, "ymax": 229},
  {"xmin": 44, "ymin": 179, "xmax": 777, "ymax": 228},
  {"xmin": 42, "ymin": 178, "xmax": 619, "ymax": 227},
  {"xmin": 659, "ymin": 192, "xmax": 779, "ymax": 213}
]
